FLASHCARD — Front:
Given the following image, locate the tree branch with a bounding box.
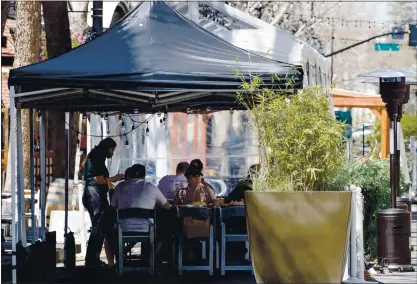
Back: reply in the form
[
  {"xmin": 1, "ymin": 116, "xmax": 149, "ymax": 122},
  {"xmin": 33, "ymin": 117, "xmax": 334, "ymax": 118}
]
[{"xmin": 270, "ymin": 3, "xmax": 290, "ymax": 26}]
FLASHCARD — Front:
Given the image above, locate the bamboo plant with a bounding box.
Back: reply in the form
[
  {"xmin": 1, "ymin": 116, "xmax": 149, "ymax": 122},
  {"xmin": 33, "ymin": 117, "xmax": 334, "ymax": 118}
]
[{"xmin": 236, "ymin": 73, "xmax": 346, "ymax": 192}]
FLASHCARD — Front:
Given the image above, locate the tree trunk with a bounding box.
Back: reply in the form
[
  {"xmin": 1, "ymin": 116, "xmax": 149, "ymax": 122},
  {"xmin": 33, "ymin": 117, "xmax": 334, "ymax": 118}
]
[
  {"xmin": 12, "ymin": 1, "xmax": 42, "ymax": 190},
  {"xmin": 68, "ymin": 1, "xmax": 89, "ymax": 36},
  {"xmin": 42, "ymin": 1, "xmax": 73, "ymax": 178},
  {"xmin": 1, "ymin": 1, "xmax": 11, "ymax": 36}
]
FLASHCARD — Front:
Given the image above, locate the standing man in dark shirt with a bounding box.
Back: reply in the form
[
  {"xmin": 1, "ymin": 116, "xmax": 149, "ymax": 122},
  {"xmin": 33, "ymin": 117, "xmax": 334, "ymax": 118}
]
[{"xmin": 81, "ymin": 138, "xmax": 124, "ymax": 267}]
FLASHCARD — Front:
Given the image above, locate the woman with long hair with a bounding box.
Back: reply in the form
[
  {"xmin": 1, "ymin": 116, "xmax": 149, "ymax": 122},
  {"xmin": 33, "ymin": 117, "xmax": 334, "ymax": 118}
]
[{"xmin": 81, "ymin": 137, "xmax": 124, "ymax": 267}]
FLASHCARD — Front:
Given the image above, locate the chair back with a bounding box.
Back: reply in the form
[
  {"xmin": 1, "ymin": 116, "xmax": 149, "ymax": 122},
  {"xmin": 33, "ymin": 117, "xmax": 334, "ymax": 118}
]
[
  {"xmin": 178, "ymin": 207, "xmax": 213, "ymax": 220},
  {"xmin": 220, "ymin": 206, "xmax": 246, "ymax": 219},
  {"xmin": 117, "ymin": 208, "xmax": 155, "ymax": 220}
]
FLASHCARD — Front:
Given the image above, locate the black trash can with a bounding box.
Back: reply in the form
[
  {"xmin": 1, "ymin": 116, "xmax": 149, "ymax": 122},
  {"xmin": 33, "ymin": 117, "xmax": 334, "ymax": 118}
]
[{"xmin": 377, "ymin": 208, "xmax": 412, "ymax": 270}]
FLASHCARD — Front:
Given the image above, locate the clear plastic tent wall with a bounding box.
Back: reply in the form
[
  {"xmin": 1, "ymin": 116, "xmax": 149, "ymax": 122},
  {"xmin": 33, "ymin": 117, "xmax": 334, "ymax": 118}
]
[{"xmin": 89, "ymin": 111, "xmax": 260, "ymax": 196}]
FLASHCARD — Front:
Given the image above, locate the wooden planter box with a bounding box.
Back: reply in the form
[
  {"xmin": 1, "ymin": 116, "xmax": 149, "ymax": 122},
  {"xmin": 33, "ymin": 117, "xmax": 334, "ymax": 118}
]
[{"xmin": 245, "ymin": 191, "xmax": 351, "ymax": 284}]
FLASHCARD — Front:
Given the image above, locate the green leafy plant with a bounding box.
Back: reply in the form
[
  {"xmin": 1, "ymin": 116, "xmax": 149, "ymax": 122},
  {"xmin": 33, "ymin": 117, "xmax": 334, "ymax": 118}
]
[
  {"xmin": 331, "ymin": 157, "xmax": 390, "ymax": 258},
  {"xmin": 236, "ymin": 74, "xmax": 346, "ymax": 192}
]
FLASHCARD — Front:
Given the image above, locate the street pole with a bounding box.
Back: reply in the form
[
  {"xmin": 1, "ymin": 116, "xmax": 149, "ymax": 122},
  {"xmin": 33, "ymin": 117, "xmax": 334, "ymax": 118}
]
[
  {"xmin": 92, "ymin": 1, "xmax": 103, "ymax": 35},
  {"xmin": 362, "ymin": 124, "xmax": 365, "ymax": 156},
  {"xmin": 331, "ymin": 27, "xmax": 334, "ymax": 84}
]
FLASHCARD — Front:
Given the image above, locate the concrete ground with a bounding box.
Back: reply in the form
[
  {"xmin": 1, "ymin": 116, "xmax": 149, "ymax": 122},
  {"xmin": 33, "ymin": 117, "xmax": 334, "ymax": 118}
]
[{"xmin": 3, "ymin": 206, "xmax": 417, "ymax": 283}]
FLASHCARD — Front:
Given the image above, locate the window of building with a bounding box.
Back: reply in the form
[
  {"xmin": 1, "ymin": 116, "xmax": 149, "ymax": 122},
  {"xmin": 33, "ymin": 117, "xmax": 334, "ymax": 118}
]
[{"xmin": 1, "ymin": 36, "xmax": 7, "ymax": 48}]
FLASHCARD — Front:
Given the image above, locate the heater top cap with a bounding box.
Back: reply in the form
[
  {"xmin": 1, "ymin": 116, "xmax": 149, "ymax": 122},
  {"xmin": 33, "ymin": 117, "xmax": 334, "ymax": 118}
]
[{"xmin": 359, "ymin": 69, "xmax": 417, "ymax": 79}]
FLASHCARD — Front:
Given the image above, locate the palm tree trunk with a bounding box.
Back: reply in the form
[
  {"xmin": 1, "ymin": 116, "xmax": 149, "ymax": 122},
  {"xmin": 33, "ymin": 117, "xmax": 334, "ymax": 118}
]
[
  {"xmin": 11, "ymin": 1, "xmax": 42, "ymax": 191},
  {"xmin": 1, "ymin": 1, "xmax": 11, "ymax": 36},
  {"xmin": 41, "ymin": 1, "xmax": 73, "ymax": 178}
]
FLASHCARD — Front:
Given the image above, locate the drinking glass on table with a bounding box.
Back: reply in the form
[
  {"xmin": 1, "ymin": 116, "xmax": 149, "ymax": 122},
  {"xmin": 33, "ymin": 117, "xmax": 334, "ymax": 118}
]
[
  {"xmin": 199, "ymin": 191, "xmax": 206, "ymax": 203},
  {"xmin": 179, "ymin": 188, "xmax": 186, "ymax": 204}
]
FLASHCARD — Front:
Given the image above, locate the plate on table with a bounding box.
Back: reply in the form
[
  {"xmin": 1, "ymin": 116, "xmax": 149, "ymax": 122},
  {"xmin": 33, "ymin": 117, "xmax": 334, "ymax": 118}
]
[{"xmin": 228, "ymin": 201, "xmax": 245, "ymax": 206}]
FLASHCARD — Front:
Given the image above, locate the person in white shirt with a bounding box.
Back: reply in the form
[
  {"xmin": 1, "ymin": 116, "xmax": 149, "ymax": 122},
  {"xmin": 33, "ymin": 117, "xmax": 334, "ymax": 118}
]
[
  {"xmin": 107, "ymin": 164, "xmax": 170, "ymax": 267},
  {"xmin": 158, "ymin": 162, "xmax": 189, "ymax": 202}
]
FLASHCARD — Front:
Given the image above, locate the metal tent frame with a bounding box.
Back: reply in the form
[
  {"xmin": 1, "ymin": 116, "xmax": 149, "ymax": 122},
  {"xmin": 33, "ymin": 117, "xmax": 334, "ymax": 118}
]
[{"xmin": 6, "ymin": 3, "xmax": 304, "ymax": 283}]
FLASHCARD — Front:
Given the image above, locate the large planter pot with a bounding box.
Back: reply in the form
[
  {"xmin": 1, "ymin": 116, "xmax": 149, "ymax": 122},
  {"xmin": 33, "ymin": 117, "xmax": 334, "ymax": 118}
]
[{"xmin": 245, "ymin": 191, "xmax": 351, "ymax": 284}]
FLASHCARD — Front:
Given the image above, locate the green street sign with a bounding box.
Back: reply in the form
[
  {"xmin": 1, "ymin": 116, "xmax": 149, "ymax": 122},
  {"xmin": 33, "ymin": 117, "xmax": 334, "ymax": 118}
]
[{"xmin": 374, "ymin": 43, "xmax": 400, "ymax": 51}]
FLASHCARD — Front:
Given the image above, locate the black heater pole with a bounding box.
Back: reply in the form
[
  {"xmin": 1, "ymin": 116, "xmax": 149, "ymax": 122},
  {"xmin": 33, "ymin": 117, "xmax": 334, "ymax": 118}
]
[
  {"xmin": 379, "ymin": 77, "xmax": 407, "ymax": 208},
  {"xmin": 393, "ymin": 112, "xmax": 399, "ymax": 208}
]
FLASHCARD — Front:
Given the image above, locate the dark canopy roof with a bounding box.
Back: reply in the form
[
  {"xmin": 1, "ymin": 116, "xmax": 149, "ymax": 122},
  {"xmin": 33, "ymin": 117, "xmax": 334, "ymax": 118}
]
[{"xmin": 9, "ymin": 1, "xmax": 302, "ymax": 112}]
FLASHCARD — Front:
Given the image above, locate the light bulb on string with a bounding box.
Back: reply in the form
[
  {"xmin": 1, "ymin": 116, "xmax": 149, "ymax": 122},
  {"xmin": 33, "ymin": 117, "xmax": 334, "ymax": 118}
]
[
  {"xmin": 35, "ymin": 140, "xmax": 40, "ymax": 151},
  {"xmin": 134, "ymin": 109, "xmax": 139, "ymax": 114},
  {"xmin": 125, "ymin": 139, "xmax": 129, "ymax": 150},
  {"xmin": 121, "ymin": 121, "xmax": 125, "ymax": 132},
  {"xmin": 131, "ymin": 124, "xmax": 135, "ymax": 131},
  {"xmin": 104, "ymin": 113, "xmax": 108, "ymax": 121},
  {"xmin": 146, "ymin": 124, "xmax": 150, "ymax": 137},
  {"xmin": 118, "ymin": 113, "xmax": 123, "ymax": 125},
  {"xmin": 82, "ymin": 113, "xmax": 87, "ymax": 123}
]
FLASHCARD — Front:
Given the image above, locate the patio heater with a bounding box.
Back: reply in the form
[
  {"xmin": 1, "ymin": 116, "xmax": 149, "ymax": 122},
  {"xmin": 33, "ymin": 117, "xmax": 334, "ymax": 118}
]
[{"xmin": 359, "ymin": 69, "xmax": 416, "ymax": 272}]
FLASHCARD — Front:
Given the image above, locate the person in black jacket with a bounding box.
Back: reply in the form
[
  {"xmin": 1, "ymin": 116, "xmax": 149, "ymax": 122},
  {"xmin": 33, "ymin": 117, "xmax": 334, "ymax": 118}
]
[
  {"xmin": 225, "ymin": 164, "xmax": 260, "ymax": 203},
  {"xmin": 81, "ymin": 138, "xmax": 124, "ymax": 267}
]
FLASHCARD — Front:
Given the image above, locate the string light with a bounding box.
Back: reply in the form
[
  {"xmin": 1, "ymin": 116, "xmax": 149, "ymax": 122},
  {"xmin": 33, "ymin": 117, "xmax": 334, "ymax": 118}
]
[
  {"xmin": 121, "ymin": 120, "xmax": 125, "ymax": 132},
  {"xmin": 104, "ymin": 113, "xmax": 108, "ymax": 121},
  {"xmin": 82, "ymin": 112, "xmax": 87, "ymax": 123},
  {"xmin": 125, "ymin": 139, "xmax": 129, "ymax": 150},
  {"xmin": 34, "ymin": 139, "xmax": 40, "ymax": 150},
  {"xmin": 65, "ymin": 113, "xmax": 154, "ymax": 138},
  {"xmin": 118, "ymin": 113, "xmax": 123, "ymax": 125},
  {"xmin": 146, "ymin": 123, "xmax": 150, "ymax": 137},
  {"xmin": 134, "ymin": 109, "xmax": 139, "ymax": 114}
]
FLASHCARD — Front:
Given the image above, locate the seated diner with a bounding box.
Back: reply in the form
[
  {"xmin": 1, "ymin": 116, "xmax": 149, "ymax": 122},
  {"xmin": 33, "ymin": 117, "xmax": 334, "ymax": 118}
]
[
  {"xmin": 173, "ymin": 165, "xmax": 216, "ymax": 206},
  {"xmin": 108, "ymin": 164, "xmax": 170, "ymax": 267}
]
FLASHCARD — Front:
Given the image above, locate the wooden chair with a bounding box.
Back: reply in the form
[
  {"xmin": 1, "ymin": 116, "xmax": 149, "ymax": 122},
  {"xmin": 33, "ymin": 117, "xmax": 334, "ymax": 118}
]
[
  {"xmin": 218, "ymin": 206, "xmax": 253, "ymax": 275},
  {"xmin": 177, "ymin": 207, "xmax": 214, "ymax": 276},
  {"xmin": 116, "ymin": 208, "xmax": 155, "ymax": 276}
]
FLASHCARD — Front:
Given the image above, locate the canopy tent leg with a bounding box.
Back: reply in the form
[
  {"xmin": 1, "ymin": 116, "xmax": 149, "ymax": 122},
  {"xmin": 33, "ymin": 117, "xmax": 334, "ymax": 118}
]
[
  {"xmin": 29, "ymin": 109, "xmax": 36, "ymax": 243},
  {"xmin": 39, "ymin": 110, "xmax": 47, "ymax": 241},
  {"xmin": 9, "ymin": 89, "xmax": 17, "ymax": 284},
  {"xmin": 74, "ymin": 113, "xmax": 86, "ymax": 256},
  {"xmin": 64, "ymin": 112, "xmax": 70, "ymax": 266},
  {"xmin": 16, "ymin": 102, "xmax": 27, "ymax": 245}
]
